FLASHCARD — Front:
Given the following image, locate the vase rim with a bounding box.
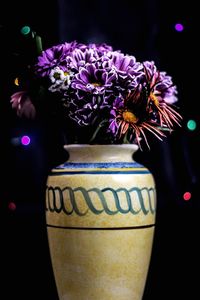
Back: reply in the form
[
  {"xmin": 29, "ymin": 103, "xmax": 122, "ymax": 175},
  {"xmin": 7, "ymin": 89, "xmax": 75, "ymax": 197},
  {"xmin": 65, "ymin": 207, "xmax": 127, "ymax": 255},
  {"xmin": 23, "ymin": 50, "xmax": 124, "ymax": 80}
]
[
  {"xmin": 64, "ymin": 144, "xmax": 139, "ymax": 150},
  {"xmin": 63, "ymin": 144, "xmax": 139, "ymax": 163}
]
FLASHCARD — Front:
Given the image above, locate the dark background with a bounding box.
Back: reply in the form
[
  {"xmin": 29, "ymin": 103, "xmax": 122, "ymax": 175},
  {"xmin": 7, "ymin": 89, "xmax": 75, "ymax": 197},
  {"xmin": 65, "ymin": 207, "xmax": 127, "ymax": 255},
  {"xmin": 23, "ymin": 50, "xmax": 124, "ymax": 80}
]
[{"xmin": 0, "ymin": 0, "xmax": 199, "ymax": 299}]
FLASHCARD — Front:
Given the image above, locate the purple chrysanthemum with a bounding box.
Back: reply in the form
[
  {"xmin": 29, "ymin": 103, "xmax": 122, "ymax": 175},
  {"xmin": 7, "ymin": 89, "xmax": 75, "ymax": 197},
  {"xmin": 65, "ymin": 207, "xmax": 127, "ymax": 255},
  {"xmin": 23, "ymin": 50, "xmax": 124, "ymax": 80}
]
[
  {"xmin": 107, "ymin": 52, "xmax": 144, "ymax": 95},
  {"xmin": 35, "ymin": 41, "xmax": 78, "ymax": 77},
  {"xmin": 87, "ymin": 43, "xmax": 113, "ymax": 55},
  {"xmin": 142, "ymin": 61, "xmax": 178, "ymax": 104},
  {"xmin": 68, "ymin": 94, "xmax": 110, "ymax": 126},
  {"xmin": 71, "ymin": 63, "xmax": 117, "ymax": 95},
  {"xmin": 110, "ymin": 52, "xmax": 140, "ymax": 76},
  {"xmin": 155, "ymin": 71, "xmax": 178, "ymax": 104},
  {"xmin": 66, "ymin": 48, "xmax": 99, "ymax": 71}
]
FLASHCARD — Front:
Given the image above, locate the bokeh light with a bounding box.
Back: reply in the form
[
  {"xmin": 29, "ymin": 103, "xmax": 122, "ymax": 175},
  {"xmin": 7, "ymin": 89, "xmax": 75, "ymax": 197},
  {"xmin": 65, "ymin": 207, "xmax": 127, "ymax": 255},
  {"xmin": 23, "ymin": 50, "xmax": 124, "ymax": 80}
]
[
  {"xmin": 8, "ymin": 202, "xmax": 16, "ymax": 211},
  {"xmin": 14, "ymin": 77, "xmax": 19, "ymax": 86},
  {"xmin": 175, "ymin": 23, "xmax": 184, "ymax": 32},
  {"xmin": 183, "ymin": 192, "xmax": 192, "ymax": 201},
  {"xmin": 20, "ymin": 25, "xmax": 31, "ymax": 35},
  {"xmin": 21, "ymin": 135, "xmax": 31, "ymax": 146},
  {"xmin": 187, "ymin": 119, "xmax": 196, "ymax": 131}
]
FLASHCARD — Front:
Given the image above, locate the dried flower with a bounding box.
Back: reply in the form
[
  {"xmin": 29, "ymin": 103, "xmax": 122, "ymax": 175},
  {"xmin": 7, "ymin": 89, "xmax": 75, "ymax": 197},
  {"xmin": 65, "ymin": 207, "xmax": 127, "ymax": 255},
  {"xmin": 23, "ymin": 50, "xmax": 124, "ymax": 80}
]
[
  {"xmin": 10, "ymin": 28, "xmax": 182, "ymax": 149},
  {"xmin": 10, "ymin": 91, "xmax": 36, "ymax": 119}
]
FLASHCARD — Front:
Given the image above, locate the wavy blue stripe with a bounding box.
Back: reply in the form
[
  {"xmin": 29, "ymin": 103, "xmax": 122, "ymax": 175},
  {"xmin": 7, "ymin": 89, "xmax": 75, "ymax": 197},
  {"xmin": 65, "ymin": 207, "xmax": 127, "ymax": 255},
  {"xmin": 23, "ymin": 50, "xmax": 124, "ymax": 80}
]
[
  {"xmin": 56, "ymin": 162, "xmax": 144, "ymax": 169},
  {"xmin": 50, "ymin": 170, "xmax": 150, "ymax": 175},
  {"xmin": 46, "ymin": 185, "xmax": 156, "ymax": 216}
]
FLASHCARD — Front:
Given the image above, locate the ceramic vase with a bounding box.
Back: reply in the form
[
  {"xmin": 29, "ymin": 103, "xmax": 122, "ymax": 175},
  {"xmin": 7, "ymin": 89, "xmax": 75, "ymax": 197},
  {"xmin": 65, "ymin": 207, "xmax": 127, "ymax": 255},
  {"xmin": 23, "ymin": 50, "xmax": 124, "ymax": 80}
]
[{"xmin": 45, "ymin": 144, "xmax": 156, "ymax": 300}]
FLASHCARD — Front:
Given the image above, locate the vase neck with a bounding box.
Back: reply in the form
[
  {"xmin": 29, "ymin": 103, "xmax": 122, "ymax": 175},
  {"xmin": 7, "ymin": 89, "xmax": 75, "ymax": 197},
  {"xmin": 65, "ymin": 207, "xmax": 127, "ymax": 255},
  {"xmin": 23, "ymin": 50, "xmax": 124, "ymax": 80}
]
[{"xmin": 63, "ymin": 144, "xmax": 139, "ymax": 163}]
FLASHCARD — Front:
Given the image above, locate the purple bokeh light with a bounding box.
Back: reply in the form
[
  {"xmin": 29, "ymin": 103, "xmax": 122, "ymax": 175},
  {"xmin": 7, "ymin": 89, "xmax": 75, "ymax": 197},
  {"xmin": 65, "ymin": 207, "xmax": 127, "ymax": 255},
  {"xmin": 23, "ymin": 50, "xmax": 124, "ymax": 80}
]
[
  {"xmin": 21, "ymin": 135, "xmax": 31, "ymax": 146},
  {"xmin": 175, "ymin": 23, "xmax": 184, "ymax": 32}
]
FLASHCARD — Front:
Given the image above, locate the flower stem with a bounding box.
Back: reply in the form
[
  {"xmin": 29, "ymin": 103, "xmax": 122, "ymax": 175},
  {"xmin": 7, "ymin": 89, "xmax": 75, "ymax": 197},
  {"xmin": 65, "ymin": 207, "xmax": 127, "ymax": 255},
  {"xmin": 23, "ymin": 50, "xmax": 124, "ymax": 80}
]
[
  {"xmin": 35, "ymin": 35, "xmax": 43, "ymax": 55},
  {"xmin": 123, "ymin": 131, "xmax": 130, "ymax": 144},
  {"xmin": 89, "ymin": 120, "xmax": 108, "ymax": 143}
]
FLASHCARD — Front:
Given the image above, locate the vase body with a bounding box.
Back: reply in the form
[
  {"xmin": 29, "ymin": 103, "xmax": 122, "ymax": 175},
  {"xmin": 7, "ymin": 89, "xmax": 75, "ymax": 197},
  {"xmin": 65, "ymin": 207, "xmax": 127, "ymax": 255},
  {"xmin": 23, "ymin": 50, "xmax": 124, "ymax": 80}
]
[{"xmin": 46, "ymin": 144, "xmax": 156, "ymax": 300}]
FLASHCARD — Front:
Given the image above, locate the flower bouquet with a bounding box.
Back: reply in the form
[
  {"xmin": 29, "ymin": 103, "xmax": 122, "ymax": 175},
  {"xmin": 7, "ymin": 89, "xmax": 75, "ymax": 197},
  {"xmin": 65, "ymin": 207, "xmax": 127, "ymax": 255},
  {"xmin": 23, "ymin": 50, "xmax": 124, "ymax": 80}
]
[{"xmin": 11, "ymin": 27, "xmax": 182, "ymax": 149}]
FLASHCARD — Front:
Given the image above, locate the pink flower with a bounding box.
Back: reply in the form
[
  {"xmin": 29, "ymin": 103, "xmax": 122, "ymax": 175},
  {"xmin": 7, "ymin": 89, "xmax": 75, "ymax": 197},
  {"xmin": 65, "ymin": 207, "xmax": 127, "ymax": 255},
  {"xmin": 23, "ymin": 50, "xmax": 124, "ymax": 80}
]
[{"xmin": 10, "ymin": 91, "xmax": 36, "ymax": 119}]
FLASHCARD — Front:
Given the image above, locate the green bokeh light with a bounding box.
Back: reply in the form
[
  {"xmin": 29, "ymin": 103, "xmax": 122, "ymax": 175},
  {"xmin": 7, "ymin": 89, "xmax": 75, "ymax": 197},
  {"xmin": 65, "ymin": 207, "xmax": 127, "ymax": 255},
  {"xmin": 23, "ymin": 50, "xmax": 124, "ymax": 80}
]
[
  {"xmin": 20, "ymin": 26, "xmax": 31, "ymax": 35},
  {"xmin": 187, "ymin": 119, "xmax": 197, "ymax": 131}
]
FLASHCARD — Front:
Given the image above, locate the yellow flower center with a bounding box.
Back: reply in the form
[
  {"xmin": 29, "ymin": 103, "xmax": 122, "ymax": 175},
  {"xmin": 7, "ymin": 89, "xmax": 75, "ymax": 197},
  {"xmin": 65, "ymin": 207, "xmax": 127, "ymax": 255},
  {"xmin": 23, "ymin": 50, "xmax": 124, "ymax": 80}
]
[
  {"xmin": 54, "ymin": 72, "xmax": 61, "ymax": 79},
  {"xmin": 64, "ymin": 71, "xmax": 69, "ymax": 76},
  {"xmin": 150, "ymin": 92, "xmax": 159, "ymax": 106},
  {"xmin": 122, "ymin": 111, "xmax": 138, "ymax": 123},
  {"xmin": 92, "ymin": 82, "xmax": 101, "ymax": 87}
]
